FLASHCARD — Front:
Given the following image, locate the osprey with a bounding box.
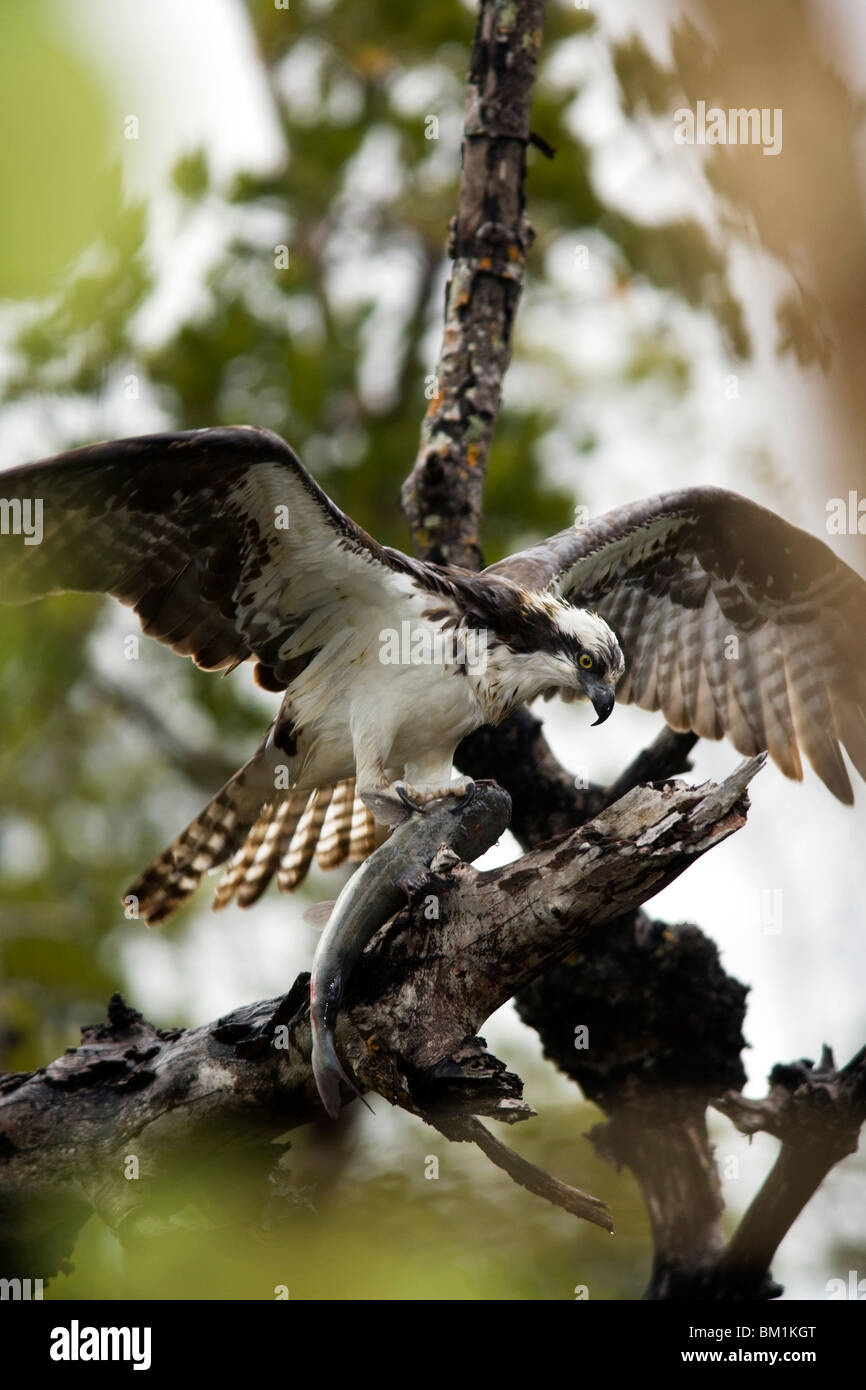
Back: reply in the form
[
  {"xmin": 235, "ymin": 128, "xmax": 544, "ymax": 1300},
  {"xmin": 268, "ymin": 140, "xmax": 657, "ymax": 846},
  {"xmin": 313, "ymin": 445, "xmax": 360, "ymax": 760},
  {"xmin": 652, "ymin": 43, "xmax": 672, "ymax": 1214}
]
[{"xmin": 2, "ymin": 426, "xmax": 864, "ymax": 923}]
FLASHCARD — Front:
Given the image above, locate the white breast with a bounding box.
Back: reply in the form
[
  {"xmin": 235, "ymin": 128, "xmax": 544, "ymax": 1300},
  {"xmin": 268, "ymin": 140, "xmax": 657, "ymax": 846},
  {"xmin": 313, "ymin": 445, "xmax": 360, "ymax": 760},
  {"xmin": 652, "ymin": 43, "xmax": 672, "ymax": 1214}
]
[{"xmin": 281, "ymin": 581, "xmax": 484, "ymax": 789}]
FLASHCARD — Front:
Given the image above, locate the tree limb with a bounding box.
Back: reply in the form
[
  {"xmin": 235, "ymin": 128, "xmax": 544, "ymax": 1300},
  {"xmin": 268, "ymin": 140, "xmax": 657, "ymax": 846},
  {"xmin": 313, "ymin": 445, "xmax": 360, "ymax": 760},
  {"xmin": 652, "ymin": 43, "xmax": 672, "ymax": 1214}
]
[
  {"xmin": 518, "ymin": 909, "xmax": 749, "ymax": 1298},
  {"xmin": 401, "ymin": 0, "xmax": 546, "ymax": 569},
  {"xmin": 458, "ymin": 711, "xmax": 699, "ymax": 846},
  {"xmin": 0, "ymin": 759, "xmax": 760, "ymax": 1276},
  {"xmin": 434, "ymin": 1114, "xmax": 614, "ymax": 1232},
  {"xmin": 710, "ymin": 1047, "xmax": 866, "ymax": 1298}
]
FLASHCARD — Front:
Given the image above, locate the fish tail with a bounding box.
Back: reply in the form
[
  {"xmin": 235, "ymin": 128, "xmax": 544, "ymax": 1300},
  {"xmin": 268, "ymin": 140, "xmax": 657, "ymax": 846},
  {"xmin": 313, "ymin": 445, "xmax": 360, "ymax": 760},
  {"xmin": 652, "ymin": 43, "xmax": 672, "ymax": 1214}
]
[{"xmin": 310, "ymin": 999, "xmax": 373, "ymax": 1119}]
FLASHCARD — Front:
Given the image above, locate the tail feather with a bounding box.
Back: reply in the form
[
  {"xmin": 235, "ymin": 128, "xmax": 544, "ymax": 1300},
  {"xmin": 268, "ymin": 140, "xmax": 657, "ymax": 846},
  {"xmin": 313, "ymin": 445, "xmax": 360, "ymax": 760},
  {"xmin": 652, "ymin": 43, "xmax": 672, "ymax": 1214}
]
[
  {"xmin": 235, "ymin": 788, "xmax": 315, "ymax": 908},
  {"xmin": 128, "ymin": 771, "xmax": 382, "ymax": 926},
  {"xmin": 349, "ymin": 792, "xmax": 379, "ymax": 862},
  {"xmin": 277, "ymin": 785, "xmax": 334, "ymax": 892},
  {"xmin": 315, "ymin": 779, "xmax": 355, "ymax": 870},
  {"xmin": 210, "ymin": 806, "xmax": 272, "ymax": 913},
  {"xmin": 125, "ymin": 752, "xmax": 272, "ymax": 925}
]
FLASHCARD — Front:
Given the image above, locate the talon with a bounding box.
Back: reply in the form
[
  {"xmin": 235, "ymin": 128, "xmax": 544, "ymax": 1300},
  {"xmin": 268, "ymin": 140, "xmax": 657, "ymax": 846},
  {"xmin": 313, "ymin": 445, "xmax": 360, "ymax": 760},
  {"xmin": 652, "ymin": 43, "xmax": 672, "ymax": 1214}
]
[
  {"xmin": 362, "ymin": 778, "xmax": 474, "ymax": 826},
  {"xmin": 395, "ymin": 782, "xmax": 424, "ymax": 814}
]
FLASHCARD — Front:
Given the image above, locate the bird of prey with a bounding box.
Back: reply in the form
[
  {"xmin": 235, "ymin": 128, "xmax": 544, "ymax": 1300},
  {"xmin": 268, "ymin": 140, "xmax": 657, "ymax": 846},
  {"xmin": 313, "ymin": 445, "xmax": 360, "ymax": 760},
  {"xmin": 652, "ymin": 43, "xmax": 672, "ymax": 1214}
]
[{"xmin": 2, "ymin": 426, "xmax": 864, "ymax": 924}]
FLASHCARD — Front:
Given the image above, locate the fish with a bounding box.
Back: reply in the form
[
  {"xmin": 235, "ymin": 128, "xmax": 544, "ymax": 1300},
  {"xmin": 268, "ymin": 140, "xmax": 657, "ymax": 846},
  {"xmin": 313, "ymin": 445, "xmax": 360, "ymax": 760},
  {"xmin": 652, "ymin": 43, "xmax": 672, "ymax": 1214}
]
[{"xmin": 308, "ymin": 780, "xmax": 512, "ymax": 1118}]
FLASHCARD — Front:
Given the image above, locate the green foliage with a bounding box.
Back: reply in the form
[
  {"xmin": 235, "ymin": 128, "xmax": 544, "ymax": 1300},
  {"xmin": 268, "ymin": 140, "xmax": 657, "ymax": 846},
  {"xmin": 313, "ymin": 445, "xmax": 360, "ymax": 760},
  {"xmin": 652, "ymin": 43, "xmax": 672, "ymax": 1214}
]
[
  {"xmin": 171, "ymin": 148, "xmax": 210, "ymax": 201},
  {"xmin": 4, "ymin": 197, "xmax": 149, "ymax": 402},
  {"xmin": 47, "ymin": 1100, "xmax": 652, "ymax": 1301},
  {"xmin": 612, "ymin": 35, "xmax": 679, "ymax": 118}
]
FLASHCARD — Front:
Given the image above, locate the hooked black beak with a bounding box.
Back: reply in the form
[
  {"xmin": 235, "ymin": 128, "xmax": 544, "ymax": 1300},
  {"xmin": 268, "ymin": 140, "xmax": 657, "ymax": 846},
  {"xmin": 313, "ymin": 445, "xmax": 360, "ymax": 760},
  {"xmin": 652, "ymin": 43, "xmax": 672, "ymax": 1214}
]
[{"xmin": 589, "ymin": 683, "xmax": 616, "ymax": 726}]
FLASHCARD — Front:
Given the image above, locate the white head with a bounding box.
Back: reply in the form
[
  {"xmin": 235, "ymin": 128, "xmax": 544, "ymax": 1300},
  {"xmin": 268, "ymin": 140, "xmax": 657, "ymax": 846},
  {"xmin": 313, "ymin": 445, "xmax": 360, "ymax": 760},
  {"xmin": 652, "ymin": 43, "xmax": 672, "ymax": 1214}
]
[{"xmin": 479, "ymin": 593, "xmax": 625, "ymax": 722}]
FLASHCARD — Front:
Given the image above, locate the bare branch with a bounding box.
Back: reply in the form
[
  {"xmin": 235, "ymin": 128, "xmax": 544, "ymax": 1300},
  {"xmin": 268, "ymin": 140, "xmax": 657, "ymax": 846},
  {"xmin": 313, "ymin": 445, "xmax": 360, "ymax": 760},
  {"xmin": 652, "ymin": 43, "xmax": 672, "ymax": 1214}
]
[
  {"xmin": 401, "ymin": 0, "xmax": 547, "ymax": 568},
  {"xmin": 711, "ymin": 1047, "xmax": 866, "ymax": 1298},
  {"xmin": 458, "ymin": 712, "xmax": 700, "ymax": 847},
  {"xmin": 434, "ymin": 1114, "xmax": 614, "ymax": 1232},
  {"xmin": 0, "ymin": 760, "xmax": 760, "ymax": 1276},
  {"xmin": 603, "ymin": 728, "xmax": 698, "ymax": 809}
]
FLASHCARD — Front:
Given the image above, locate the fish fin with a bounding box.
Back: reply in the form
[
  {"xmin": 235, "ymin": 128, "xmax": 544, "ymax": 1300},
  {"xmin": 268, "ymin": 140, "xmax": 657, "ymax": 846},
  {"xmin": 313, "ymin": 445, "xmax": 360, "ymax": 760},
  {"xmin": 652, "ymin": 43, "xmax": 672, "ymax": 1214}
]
[{"xmin": 302, "ymin": 900, "xmax": 337, "ymax": 928}]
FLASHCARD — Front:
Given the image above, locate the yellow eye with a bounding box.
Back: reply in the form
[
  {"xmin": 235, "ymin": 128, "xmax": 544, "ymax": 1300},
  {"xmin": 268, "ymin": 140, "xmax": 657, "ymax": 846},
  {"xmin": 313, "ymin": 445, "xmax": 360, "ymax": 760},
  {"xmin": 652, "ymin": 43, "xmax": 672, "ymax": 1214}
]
[{"xmin": 579, "ymin": 653, "xmax": 593, "ymax": 669}]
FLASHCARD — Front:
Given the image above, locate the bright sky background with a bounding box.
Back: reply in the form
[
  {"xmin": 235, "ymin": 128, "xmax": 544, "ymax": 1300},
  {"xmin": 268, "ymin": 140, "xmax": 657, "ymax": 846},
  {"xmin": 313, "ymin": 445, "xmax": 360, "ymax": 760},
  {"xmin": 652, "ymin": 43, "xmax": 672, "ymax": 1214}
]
[{"xmin": 19, "ymin": 0, "xmax": 864, "ymax": 1297}]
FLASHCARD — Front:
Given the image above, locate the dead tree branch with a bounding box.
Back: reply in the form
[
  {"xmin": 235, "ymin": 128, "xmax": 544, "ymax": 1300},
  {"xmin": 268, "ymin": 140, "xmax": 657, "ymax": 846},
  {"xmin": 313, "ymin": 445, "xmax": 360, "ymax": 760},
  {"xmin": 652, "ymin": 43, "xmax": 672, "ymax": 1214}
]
[
  {"xmin": 517, "ymin": 893, "xmax": 866, "ymax": 1299},
  {"xmin": 401, "ymin": 0, "xmax": 546, "ymax": 569},
  {"xmin": 0, "ymin": 760, "xmax": 759, "ymax": 1277},
  {"xmin": 434, "ymin": 1114, "xmax": 613, "ymax": 1231},
  {"xmin": 518, "ymin": 910, "xmax": 749, "ymax": 1298},
  {"xmin": 396, "ymin": 0, "xmax": 836, "ymax": 1303},
  {"xmin": 710, "ymin": 1047, "xmax": 866, "ymax": 1299}
]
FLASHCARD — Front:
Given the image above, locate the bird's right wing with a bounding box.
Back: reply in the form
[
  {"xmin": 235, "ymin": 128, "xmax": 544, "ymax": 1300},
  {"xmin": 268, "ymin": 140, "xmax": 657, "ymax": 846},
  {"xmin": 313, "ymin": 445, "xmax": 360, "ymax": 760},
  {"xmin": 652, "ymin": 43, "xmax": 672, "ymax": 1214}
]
[{"xmin": 0, "ymin": 426, "xmax": 420, "ymax": 691}]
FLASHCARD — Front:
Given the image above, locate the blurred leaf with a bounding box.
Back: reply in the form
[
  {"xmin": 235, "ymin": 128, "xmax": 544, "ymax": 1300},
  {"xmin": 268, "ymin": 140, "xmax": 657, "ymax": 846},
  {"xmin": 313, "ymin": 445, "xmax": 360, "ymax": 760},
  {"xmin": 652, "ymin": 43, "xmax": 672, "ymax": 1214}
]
[
  {"xmin": 0, "ymin": 1, "xmax": 119, "ymax": 298},
  {"xmin": 171, "ymin": 148, "xmax": 210, "ymax": 200},
  {"xmin": 612, "ymin": 35, "xmax": 680, "ymax": 117}
]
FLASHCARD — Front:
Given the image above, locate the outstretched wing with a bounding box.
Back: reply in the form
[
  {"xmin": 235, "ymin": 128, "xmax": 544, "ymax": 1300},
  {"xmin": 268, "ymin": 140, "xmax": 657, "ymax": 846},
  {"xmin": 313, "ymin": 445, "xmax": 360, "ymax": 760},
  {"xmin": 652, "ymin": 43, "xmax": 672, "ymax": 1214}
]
[
  {"xmin": 0, "ymin": 427, "xmax": 418, "ymax": 691},
  {"xmin": 488, "ymin": 487, "xmax": 866, "ymax": 803}
]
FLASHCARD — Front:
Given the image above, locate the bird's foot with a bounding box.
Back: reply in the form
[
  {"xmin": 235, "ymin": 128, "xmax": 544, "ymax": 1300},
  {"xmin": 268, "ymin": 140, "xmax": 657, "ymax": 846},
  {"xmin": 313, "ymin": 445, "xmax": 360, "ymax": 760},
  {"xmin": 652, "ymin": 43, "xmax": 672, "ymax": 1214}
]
[
  {"xmin": 396, "ymin": 777, "xmax": 476, "ymax": 814},
  {"xmin": 360, "ymin": 778, "xmax": 476, "ymax": 826}
]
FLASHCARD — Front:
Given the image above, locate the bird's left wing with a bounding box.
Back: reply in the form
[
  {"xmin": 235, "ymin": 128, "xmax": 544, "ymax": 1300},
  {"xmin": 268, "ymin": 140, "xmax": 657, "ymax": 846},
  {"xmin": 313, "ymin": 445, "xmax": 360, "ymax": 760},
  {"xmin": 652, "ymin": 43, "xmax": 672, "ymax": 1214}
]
[
  {"xmin": 487, "ymin": 487, "xmax": 866, "ymax": 802},
  {"xmin": 0, "ymin": 426, "xmax": 420, "ymax": 691}
]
